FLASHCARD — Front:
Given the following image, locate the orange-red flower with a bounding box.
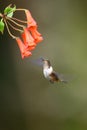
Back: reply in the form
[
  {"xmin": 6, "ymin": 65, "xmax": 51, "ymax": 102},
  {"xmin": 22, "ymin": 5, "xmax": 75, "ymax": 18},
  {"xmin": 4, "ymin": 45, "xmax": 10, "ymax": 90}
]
[
  {"xmin": 16, "ymin": 9, "xmax": 43, "ymax": 58},
  {"xmin": 25, "ymin": 10, "xmax": 37, "ymax": 28},
  {"xmin": 25, "ymin": 10, "xmax": 43, "ymax": 44},
  {"xmin": 1, "ymin": 4, "xmax": 43, "ymax": 59},
  {"xmin": 29, "ymin": 27, "xmax": 43, "ymax": 43},
  {"xmin": 16, "ymin": 37, "xmax": 32, "ymax": 59},
  {"xmin": 22, "ymin": 28, "xmax": 36, "ymax": 50}
]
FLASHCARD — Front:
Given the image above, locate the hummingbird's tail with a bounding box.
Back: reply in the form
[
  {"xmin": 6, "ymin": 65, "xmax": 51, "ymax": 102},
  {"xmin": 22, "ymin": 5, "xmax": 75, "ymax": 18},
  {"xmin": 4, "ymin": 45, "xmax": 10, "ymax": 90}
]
[
  {"xmin": 57, "ymin": 73, "xmax": 72, "ymax": 83},
  {"xmin": 60, "ymin": 79, "xmax": 68, "ymax": 83}
]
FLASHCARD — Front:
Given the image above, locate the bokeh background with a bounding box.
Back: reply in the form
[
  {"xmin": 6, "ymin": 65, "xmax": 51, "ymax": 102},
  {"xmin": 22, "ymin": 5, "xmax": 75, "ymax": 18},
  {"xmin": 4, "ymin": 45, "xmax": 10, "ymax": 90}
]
[{"xmin": 0, "ymin": 0, "xmax": 87, "ymax": 130}]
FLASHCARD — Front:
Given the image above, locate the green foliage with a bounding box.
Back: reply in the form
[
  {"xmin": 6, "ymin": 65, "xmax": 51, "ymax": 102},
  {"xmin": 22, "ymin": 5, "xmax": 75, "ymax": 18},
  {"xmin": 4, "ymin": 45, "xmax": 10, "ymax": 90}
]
[
  {"xmin": 4, "ymin": 4, "xmax": 16, "ymax": 18},
  {"xmin": 0, "ymin": 4, "xmax": 16, "ymax": 34},
  {"xmin": 0, "ymin": 19, "xmax": 4, "ymax": 33}
]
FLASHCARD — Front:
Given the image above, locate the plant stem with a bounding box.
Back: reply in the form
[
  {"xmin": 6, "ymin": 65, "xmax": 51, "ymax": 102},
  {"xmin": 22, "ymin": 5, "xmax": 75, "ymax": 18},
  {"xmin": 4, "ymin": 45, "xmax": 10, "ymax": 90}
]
[
  {"xmin": 6, "ymin": 17, "xmax": 25, "ymax": 28},
  {"xmin": 0, "ymin": 13, "xmax": 3, "ymax": 18},
  {"xmin": 11, "ymin": 17, "xmax": 27, "ymax": 23},
  {"xmin": 4, "ymin": 19, "xmax": 17, "ymax": 39},
  {"xmin": 15, "ymin": 8, "xmax": 27, "ymax": 12},
  {"xmin": 7, "ymin": 20, "xmax": 23, "ymax": 33}
]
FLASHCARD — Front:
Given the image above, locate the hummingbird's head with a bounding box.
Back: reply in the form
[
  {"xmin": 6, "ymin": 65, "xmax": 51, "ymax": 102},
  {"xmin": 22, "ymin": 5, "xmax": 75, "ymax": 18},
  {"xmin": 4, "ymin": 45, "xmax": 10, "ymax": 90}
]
[{"xmin": 41, "ymin": 58, "xmax": 51, "ymax": 68}]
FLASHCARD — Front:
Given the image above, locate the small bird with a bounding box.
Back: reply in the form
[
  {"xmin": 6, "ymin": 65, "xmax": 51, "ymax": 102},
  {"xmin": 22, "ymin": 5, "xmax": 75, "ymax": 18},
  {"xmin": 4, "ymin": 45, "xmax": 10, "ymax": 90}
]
[{"xmin": 41, "ymin": 58, "xmax": 67, "ymax": 83}]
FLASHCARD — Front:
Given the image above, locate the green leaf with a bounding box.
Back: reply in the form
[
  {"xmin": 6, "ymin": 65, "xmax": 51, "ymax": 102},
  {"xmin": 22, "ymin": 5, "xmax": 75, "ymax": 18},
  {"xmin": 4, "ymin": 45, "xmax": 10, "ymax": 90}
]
[
  {"xmin": 4, "ymin": 4, "xmax": 16, "ymax": 18},
  {"xmin": 7, "ymin": 12, "xmax": 13, "ymax": 18},
  {"xmin": 0, "ymin": 20, "xmax": 4, "ymax": 34}
]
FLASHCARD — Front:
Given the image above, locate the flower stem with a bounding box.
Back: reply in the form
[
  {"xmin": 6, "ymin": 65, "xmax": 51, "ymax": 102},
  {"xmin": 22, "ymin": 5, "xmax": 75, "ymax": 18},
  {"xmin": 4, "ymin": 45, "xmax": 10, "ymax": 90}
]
[
  {"xmin": 4, "ymin": 19, "xmax": 18, "ymax": 39},
  {"xmin": 6, "ymin": 17, "xmax": 25, "ymax": 28},
  {"xmin": 7, "ymin": 20, "xmax": 23, "ymax": 33},
  {"xmin": 0, "ymin": 13, "xmax": 3, "ymax": 18},
  {"xmin": 11, "ymin": 17, "xmax": 27, "ymax": 23},
  {"xmin": 15, "ymin": 8, "xmax": 27, "ymax": 12}
]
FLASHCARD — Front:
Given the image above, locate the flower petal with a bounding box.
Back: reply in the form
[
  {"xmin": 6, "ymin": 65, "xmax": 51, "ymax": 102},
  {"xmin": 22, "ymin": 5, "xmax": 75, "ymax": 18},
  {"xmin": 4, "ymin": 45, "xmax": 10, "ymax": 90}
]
[
  {"xmin": 25, "ymin": 10, "xmax": 43, "ymax": 44},
  {"xmin": 22, "ymin": 28, "xmax": 36, "ymax": 48},
  {"xmin": 29, "ymin": 27, "xmax": 43, "ymax": 43},
  {"xmin": 16, "ymin": 37, "xmax": 32, "ymax": 58},
  {"xmin": 25, "ymin": 10, "xmax": 37, "ymax": 28},
  {"xmin": 22, "ymin": 50, "xmax": 32, "ymax": 59}
]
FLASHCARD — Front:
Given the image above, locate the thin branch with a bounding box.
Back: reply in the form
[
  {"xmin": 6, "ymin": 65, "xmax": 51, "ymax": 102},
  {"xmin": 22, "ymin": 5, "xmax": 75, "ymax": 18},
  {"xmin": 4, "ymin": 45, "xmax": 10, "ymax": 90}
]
[
  {"xmin": 4, "ymin": 19, "xmax": 17, "ymax": 39},
  {"xmin": 15, "ymin": 8, "xmax": 27, "ymax": 12},
  {"xmin": 6, "ymin": 17, "xmax": 25, "ymax": 28},
  {"xmin": 0, "ymin": 13, "xmax": 3, "ymax": 18},
  {"xmin": 11, "ymin": 17, "xmax": 27, "ymax": 23},
  {"xmin": 7, "ymin": 20, "xmax": 23, "ymax": 33}
]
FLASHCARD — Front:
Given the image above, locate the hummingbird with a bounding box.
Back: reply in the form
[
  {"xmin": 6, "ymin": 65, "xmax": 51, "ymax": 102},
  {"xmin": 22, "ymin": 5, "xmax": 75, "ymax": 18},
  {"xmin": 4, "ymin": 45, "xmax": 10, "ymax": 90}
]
[{"xmin": 41, "ymin": 58, "xmax": 67, "ymax": 83}]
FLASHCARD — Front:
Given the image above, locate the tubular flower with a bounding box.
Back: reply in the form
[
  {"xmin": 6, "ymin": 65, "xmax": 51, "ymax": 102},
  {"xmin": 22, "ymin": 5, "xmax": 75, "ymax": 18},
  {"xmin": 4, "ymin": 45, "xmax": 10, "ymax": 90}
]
[
  {"xmin": 0, "ymin": 4, "xmax": 43, "ymax": 59},
  {"xmin": 29, "ymin": 27, "xmax": 43, "ymax": 44},
  {"xmin": 25, "ymin": 10, "xmax": 43, "ymax": 44},
  {"xmin": 22, "ymin": 28, "xmax": 36, "ymax": 50},
  {"xmin": 16, "ymin": 37, "xmax": 32, "ymax": 59},
  {"xmin": 25, "ymin": 10, "xmax": 37, "ymax": 28}
]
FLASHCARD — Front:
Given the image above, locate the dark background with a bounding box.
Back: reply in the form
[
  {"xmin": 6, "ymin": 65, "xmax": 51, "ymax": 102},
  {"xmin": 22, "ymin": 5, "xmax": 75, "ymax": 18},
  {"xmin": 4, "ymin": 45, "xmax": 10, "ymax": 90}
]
[{"xmin": 0, "ymin": 0, "xmax": 87, "ymax": 130}]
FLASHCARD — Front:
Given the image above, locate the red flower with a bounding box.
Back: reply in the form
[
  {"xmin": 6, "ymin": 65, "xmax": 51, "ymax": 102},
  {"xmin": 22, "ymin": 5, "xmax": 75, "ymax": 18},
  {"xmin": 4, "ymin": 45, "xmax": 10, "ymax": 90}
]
[
  {"xmin": 25, "ymin": 10, "xmax": 37, "ymax": 28},
  {"xmin": 1, "ymin": 4, "xmax": 43, "ymax": 59},
  {"xmin": 22, "ymin": 28, "xmax": 36, "ymax": 50},
  {"xmin": 16, "ymin": 37, "xmax": 32, "ymax": 59},
  {"xmin": 29, "ymin": 27, "xmax": 43, "ymax": 43},
  {"xmin": 25, "ymin": 10, "xmax": 43, "ymax": 44}
]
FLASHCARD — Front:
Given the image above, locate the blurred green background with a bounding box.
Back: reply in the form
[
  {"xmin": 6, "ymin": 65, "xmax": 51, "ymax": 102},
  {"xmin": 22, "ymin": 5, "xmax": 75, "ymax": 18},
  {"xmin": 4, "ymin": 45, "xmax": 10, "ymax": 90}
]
[{"xmin": 0, "ymin": 0, "xmax": 87, "ymax": 130}]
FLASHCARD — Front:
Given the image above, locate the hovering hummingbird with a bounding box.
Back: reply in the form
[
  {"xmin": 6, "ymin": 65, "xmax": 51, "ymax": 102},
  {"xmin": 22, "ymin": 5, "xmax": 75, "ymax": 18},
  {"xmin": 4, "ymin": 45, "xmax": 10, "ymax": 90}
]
[{"xmin": 41, "ymin": 58, "xmax": 67, "ymax": 83}]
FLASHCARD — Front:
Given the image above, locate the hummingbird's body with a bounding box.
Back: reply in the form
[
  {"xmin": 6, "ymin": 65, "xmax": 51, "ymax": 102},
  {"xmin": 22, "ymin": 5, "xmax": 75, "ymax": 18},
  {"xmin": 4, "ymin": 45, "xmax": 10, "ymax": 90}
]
[{"xmin": 42, "ymin": 58, "xmax": 60, "ymax": 83}]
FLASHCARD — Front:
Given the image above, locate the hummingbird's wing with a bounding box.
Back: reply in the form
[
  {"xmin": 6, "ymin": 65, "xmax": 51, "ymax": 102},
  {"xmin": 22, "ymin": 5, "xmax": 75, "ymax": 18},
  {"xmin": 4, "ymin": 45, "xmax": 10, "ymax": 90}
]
[
  {"xmin": 31, "ymin": 58, "xmax": 43, "ymax": 66},
  {"xmin": 49, "ymin": 72, "xmax": 75, "ymax": 84},
  {"xmin": 56, "ymin": 72, "xmax": 75, "ymax": 83},
  {"xmin": 49, "ymin": 71, "xmax": 60, "ymax": 83}
]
